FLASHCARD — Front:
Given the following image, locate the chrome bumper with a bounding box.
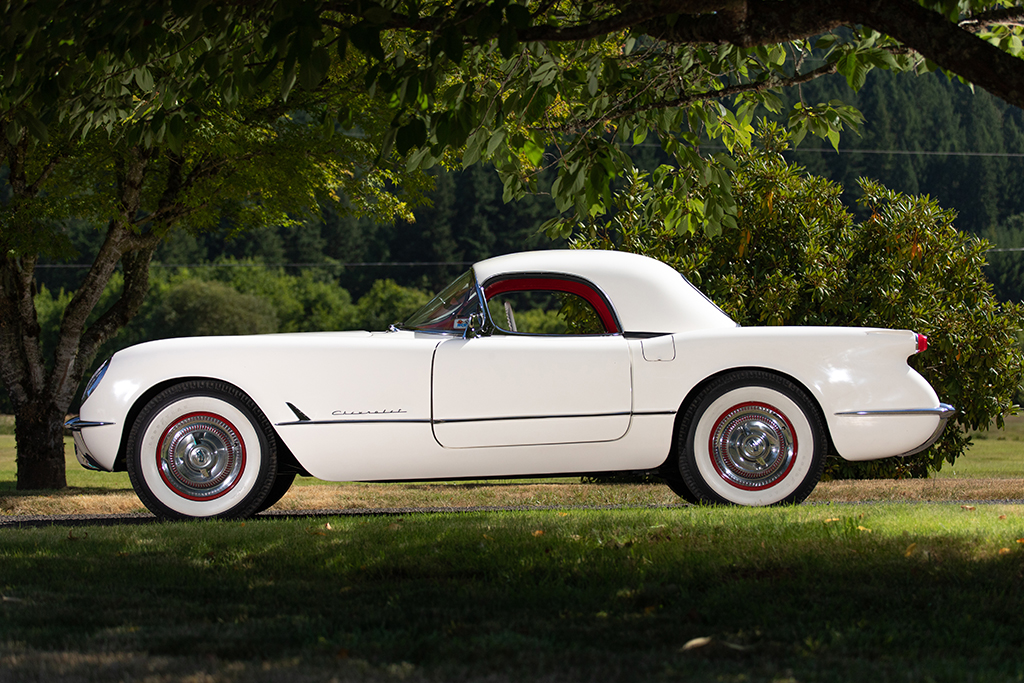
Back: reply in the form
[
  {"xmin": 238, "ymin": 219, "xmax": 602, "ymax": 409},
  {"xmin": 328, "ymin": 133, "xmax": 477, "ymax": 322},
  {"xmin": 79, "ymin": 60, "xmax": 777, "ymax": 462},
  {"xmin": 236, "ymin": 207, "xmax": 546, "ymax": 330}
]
[
  {"xmin": 64, "ymin": 415, "xmax": 115, "ymax": 471},
  {"xmin": 835, "ymin": 403, "xmax": 956, "ymax": 457}
]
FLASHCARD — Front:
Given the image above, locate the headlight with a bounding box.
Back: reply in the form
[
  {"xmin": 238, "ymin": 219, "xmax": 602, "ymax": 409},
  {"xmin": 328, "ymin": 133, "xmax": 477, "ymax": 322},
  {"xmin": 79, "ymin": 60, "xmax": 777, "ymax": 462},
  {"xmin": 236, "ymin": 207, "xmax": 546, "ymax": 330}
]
[{"xmin": 82, "ymin": 358, "xmax": 111, "ymax": 402}]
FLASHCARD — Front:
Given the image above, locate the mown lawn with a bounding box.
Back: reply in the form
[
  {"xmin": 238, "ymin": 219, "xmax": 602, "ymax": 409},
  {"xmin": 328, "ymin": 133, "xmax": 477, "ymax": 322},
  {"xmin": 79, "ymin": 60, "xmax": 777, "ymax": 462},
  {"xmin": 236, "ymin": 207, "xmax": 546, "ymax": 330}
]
[{"xmin": 2, "ymin": 504, "xmax": 1024, "ymax": 682}]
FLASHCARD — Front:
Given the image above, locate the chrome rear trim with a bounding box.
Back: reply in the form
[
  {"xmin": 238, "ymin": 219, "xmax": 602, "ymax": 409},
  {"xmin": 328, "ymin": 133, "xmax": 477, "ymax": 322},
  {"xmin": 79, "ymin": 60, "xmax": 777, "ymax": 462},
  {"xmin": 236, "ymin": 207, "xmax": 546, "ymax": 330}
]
[
  {"xmin": 835, "ymin": 404, "xmax": 956, "ymax": 457},
  {"xmin": 834, "ymin": 404, "xmax": 956, "ymax": 418}
]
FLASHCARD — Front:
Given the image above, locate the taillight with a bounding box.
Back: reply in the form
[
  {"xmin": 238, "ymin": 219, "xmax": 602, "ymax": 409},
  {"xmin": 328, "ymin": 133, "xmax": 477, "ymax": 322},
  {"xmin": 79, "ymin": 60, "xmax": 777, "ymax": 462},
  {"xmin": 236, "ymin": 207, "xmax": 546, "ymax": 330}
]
[{"xmin": 915, "ymin": 333, "xmax": 928, "ymax": 353}]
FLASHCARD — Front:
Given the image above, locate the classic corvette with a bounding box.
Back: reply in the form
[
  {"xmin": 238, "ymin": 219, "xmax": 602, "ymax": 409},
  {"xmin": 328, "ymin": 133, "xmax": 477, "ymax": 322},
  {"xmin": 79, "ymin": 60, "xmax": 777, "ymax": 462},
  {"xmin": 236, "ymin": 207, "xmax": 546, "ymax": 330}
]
[{"xmin": 66, "ymin": 249, "xmax": 954, "ymax": 520}]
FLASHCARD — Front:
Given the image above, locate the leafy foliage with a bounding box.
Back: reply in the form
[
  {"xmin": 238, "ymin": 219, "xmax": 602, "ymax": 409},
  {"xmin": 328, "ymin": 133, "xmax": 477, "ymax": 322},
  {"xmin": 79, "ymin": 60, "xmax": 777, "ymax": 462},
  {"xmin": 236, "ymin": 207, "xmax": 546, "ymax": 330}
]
[
  {"xmin": 155, "ymin": 280, "xmax": 279, "ymax": 338},
  {"xmin": 573, "ymin": 125, "xmax": 1024, "ymax": 478}
]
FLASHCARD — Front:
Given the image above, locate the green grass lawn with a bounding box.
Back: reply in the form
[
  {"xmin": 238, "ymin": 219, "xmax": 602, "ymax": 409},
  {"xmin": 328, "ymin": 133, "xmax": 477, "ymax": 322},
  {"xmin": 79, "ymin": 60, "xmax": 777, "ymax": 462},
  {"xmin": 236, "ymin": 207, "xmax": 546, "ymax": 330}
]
[{"xmin": 3, "ymin": 503, "xmax": 1024, "ymax": 682}]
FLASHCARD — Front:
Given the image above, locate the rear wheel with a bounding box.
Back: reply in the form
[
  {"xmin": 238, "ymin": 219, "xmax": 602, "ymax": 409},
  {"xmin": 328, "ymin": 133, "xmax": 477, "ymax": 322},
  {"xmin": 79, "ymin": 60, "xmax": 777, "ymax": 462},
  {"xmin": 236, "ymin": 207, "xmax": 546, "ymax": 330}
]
[
  {"xmin": 127, "ymin": 380, "xmax": 278, "ymax": 520},
  {"xmin": 660, "ymin": 468, "xmax": 700, "ymax": 504},
  {"xmin": 255, "ymin": 472, "xmax": 296, "ymax": 513},
  {"xmin": 676, "ymin": 371, "xmax": 826, "ymax": 506}
]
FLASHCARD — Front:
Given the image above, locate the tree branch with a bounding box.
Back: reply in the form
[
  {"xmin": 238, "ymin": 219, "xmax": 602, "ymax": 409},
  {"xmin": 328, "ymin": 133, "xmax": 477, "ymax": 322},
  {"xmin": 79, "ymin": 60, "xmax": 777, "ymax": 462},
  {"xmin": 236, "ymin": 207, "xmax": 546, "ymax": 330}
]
[
  {"xmin": 960, "ymin": 7, "xmax": 1024, "ymax": 34},
  {"xmin": 544, "ymin": 60, "xmax": 839, "ymax": 134},
  {"xmin": 75, "ymin": 242, "xmax": 159, "ymax": 375}
]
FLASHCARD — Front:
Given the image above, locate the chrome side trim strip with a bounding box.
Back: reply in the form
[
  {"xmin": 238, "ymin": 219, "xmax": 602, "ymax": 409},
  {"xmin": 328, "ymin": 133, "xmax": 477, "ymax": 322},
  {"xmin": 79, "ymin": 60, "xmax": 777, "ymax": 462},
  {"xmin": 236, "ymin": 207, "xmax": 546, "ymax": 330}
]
[
  {"xmin": 64, "ymin": 416, "xmax": 115, "ymax": 431},
  {"xmin": 276, "ymin": 410, "xmax": 668, "ymax": 427},
  {"xmin": 834, "ymin": 403, "xmax": 956, "ymax": 418},
  {"xmin": 835, "ymin": 403, "xmax": 956, "ymax": 457},
  {"xmin": 432, "ymin": 411, "xmax": 631, "ymax": 425},
  {"xmin": 276, "ymin": 418, "xmax": 431, "ymax": 426}
]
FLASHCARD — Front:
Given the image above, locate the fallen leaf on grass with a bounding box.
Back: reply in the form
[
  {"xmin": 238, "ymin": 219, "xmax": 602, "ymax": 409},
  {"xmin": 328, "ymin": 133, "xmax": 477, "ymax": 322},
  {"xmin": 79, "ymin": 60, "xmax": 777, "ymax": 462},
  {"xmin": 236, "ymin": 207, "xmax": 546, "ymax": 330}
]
[
  {"xmin": 857, "ymin": 526, "xmax": 872, "ymax": 533},
  {"xmin": 1017, "ymin": 538, "xmax": 1024, "ymax": 544},
  {"xmin": 681, "ymin": 637, "xmax": 713, "ymax": 651},
  {"xmin": 532, "ymin": 530, "xmax": 544, "ymax": 537},
  {"xmin": 999, "ymin": 548, "xmax": 1011, "ymax": 555},
  {"xmin": 904, "ymin": 543, "xmax": 917, "ymax": 557},
  {"xmin": 961, "ymin": 505, "xmax": 976, "ymax": 511},
  {"xmin": 823, "ymin": 518, "xmax": 841, "ymax": 523},
  {"xmin": 680, "ymin": 636, "xmax": 751, "ymax": 653}
]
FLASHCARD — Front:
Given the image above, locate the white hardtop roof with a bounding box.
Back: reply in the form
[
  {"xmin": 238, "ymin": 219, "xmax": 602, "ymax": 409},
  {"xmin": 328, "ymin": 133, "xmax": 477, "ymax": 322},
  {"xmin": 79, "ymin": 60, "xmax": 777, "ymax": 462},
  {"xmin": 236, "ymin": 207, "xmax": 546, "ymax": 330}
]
[{"xmin": 472, "ymin": 249, "xmax": 736, "ymax": 334}]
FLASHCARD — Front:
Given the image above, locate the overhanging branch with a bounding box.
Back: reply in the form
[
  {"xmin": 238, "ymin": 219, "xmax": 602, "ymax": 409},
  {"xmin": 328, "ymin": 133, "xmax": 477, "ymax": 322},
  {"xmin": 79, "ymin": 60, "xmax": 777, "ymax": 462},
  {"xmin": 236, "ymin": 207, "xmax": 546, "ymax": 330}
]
[{"xmin": 541, "ymin": 60, "xmax": 839, "ymax": 134}]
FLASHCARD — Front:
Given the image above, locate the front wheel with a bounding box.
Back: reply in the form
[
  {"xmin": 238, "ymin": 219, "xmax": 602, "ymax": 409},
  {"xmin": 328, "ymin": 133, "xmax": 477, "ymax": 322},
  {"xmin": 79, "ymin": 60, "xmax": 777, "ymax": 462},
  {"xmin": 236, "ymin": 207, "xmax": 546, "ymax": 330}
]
[
  {"xmin": 676, "ymin": 371, "xmax": 826, "ymax": 506},
  {"xmin": 127, "ymin": 380, "xmax": 279, "ymax": 520}
]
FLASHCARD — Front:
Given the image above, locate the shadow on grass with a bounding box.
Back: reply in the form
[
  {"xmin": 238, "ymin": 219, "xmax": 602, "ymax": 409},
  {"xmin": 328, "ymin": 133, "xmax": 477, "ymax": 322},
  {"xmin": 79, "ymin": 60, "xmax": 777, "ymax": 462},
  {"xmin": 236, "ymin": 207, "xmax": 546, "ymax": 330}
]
[
  {"xmin": 1, "ymin": 507, "xmax": 1023, "ymax": 682},
  {"xmin": 0, "ymin": 484, "xmax": 133, "ymax": 495}
]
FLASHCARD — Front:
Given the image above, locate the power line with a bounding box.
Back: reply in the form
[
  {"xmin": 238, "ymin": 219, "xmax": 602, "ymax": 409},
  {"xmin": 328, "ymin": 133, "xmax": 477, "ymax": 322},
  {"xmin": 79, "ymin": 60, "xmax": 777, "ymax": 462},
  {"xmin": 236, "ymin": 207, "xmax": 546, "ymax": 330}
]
[
  {"xmin": 634, "ymin": 141, "xmax": 1024, "ymax": 158},
  {"xmin": 34, "ymin": 261, "xmax": 474, "ymax": 269},
  {"xmin": 789, "ymin": 148, "xmax": 1024, "ymax": 158}
]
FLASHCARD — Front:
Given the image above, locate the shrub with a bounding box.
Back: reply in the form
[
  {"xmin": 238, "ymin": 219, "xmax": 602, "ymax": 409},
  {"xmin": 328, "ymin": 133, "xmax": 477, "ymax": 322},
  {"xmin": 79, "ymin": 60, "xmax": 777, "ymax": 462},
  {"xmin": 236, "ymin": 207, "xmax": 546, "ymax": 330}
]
[
  {"xmin": 572, "ymin": 125, "xmax": 1024, "ymax": 478},
  {"xmin": 155, "ymin": 279, "xmax": 279, "ymax": 337},
  {"xmin": 356, "ymin": 278, "xmax": 431, "ymax": 330}
]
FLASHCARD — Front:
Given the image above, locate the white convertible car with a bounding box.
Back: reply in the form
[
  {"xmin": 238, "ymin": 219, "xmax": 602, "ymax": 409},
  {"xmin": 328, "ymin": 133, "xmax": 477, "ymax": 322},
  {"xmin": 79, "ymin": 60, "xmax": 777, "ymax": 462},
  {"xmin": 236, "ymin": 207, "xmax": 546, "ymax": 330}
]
[{"xmin": 66, "ymin": 250, "xmax": 953, "ymax": 520}]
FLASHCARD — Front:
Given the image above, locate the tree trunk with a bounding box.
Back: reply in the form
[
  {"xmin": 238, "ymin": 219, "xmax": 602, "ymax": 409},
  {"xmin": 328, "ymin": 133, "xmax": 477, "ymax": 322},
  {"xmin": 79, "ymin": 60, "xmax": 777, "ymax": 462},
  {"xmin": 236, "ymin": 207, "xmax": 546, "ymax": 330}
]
[{"xmin": 14, "ymin": 399, "xmax": 68, "ymax": 490}]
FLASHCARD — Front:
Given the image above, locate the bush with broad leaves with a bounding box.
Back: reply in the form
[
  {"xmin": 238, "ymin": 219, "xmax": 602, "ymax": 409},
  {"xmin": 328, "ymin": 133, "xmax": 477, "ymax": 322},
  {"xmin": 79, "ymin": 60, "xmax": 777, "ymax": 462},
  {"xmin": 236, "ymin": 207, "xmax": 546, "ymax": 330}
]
[{"xmin": 572, "ymin": 124, "xmax": 1024, "ymax": 478}]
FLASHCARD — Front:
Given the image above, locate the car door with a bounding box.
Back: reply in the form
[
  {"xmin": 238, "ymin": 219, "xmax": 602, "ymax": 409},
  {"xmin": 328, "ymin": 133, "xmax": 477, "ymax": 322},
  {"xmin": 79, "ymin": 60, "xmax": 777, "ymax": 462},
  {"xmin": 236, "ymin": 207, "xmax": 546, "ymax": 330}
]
[{"xmin": 431, "ymin": 275, "xmax": 633, "ymax": 448}]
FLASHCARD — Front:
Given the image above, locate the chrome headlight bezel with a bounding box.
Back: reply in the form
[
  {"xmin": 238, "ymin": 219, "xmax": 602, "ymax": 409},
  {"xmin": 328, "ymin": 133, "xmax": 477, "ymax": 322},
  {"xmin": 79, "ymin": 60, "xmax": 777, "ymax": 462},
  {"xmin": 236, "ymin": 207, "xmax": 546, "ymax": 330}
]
[{"xmin": 82, "ymin": 358, "xmax": 111, "ymax": 402}]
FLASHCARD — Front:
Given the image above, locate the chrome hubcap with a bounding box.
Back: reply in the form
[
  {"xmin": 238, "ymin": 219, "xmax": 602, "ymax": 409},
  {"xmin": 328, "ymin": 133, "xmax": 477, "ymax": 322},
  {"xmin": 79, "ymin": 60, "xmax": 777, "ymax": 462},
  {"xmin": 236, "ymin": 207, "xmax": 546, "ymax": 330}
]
[
  {"xmin": 158, "ymin": 412, "xmax": 245, "ymax": 500},
  {"xmin": 710, "ymin": 402, "xmax": 796, "ymax": 490}
]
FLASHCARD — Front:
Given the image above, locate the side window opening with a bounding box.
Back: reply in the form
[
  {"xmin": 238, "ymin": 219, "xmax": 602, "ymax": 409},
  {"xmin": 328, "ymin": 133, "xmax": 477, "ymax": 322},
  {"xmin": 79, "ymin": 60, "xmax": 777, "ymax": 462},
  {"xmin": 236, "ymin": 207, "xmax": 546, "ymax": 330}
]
[{"xmin": 483, "ymin": 276, "xmax": 620, "ymax": 335}]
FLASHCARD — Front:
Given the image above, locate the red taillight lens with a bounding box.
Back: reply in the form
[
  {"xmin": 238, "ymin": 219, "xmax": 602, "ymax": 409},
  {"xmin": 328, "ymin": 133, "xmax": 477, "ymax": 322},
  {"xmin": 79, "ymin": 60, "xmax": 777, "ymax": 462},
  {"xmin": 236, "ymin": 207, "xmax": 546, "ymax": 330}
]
[{"xmin": 916, "ymin": 333, "xmax": 928, "ymax": 353}]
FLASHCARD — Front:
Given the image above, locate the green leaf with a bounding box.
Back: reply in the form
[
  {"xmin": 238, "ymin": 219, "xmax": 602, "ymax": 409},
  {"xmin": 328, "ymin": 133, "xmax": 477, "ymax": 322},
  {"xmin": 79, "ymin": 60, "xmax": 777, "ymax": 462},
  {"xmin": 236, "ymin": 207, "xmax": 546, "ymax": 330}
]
[
  {"xmin": 299, "ymin": 46, "xmax": 331, "ymax": 90},
  {"xmin": 498, "ymin": 23, "xmax": 518, "ymax": 59},
  {"xmin": 522, "ymin": 136, "xmax": 544, "ymax": 166},
  {"xmin": 485, "ymin": 129, "xmax": 505, "ymax": 156},
  {"xmin": 814, "ymin": 34, "xmax": 837, "ymax": 50},
  {"xmin": 16, "ymin": 110, "xmax": 47, "ymax": 142},
  {"xmin": 363, "ymin": 5, "xmax": 392, "ymax": 23},
  {"xmin": 280, "ymin": 58, "xmax": 297, "ymax": 100},
  {"xmin": 4, "ymin": 121, "xmax": 22, "ymax": 146},
  {"xmin": 396, "ymin": 118, "xmax": 427, "ymax": 155},
  {"xmin": 350, "ymin": 23, "xmax": 385, "ymax": 62},
  {"xmin": 134, "ymin": 67, "xmax": 154, "ymax": 91},
  {"xmin": 336, "ymin": 30, "xmax": 349, "ymax": 62},
  {"xmin": 442, "ymin": 27, "xmax": 465, "ymax": 65},
  {"xmin": 827, "ymin": 127, "xmax": 840, "ymax": 151},
  {"xmin": 462, "ymin": 129, "xmax": 487, "ymax": 168},
  {"xmin": 505, "ymin": 4, "xmax": 532, "ymax": 29}
]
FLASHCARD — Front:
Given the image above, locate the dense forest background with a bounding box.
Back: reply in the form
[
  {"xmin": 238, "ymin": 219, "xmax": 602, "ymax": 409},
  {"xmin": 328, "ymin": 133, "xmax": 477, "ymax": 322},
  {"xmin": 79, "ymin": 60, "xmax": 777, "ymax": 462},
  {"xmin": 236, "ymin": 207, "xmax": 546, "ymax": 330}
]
[{"xmin": 6, "ymin": 68, "xmax": 1024, "ymax": 414}]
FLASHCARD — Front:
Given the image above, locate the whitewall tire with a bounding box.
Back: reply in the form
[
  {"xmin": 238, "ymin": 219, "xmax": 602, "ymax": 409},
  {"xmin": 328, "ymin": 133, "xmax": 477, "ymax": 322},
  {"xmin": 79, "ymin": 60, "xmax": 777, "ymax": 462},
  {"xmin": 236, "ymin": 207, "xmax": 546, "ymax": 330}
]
[
  {"xmin": 677, "ymin": 371, "xmax": 826, "ymax": 506},
  {"xmin": 127, "ymin": 380, "xmax": 278, "ymax": 520}
]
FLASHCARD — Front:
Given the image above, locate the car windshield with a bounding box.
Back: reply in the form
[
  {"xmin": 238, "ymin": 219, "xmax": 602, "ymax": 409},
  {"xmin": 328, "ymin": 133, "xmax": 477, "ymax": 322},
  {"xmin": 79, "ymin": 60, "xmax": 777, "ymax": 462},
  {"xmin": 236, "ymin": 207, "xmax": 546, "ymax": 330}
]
[{"xmin": 402, "ymin": 270, "xmax": 481, "ymax": 333}]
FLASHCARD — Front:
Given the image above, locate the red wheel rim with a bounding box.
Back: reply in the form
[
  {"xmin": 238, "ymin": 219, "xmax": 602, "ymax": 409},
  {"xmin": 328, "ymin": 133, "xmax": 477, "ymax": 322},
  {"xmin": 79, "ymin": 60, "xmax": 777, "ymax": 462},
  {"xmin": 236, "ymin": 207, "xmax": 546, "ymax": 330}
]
[
  {"xmin": 157, "ymin": 412, "xmax": 246, "ymax": 500},
  {"xmin": 708, "ymin": 402, "xmax": 797, "ymax": 490}
]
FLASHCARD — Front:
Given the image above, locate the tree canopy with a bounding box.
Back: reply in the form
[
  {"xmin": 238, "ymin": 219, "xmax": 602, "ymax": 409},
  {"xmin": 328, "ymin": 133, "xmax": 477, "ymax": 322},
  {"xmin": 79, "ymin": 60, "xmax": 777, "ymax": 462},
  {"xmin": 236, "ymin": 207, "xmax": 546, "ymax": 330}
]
[{"xmin": 7, "ymin": 1, "xmax": 1024, "ymax": 232}]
